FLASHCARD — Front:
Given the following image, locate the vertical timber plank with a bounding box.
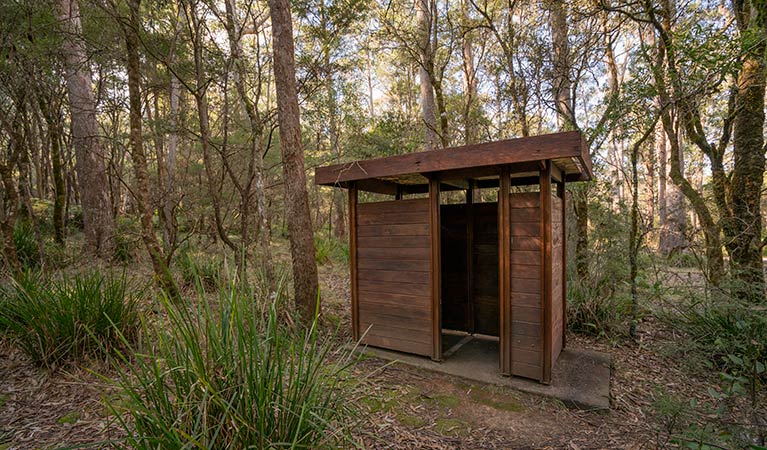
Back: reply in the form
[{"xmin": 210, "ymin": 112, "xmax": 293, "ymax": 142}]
[
  {"xmin": 558, "ymin": 181, "xmax": 567, "ymax": 350},
  {"xmin": 348, "ymin": 183, "xmax": 359, "ymax": 341},
  {"xmin": 466, "ymin": 179, "xmax": 475, "ymax": 333},
  {"xmin": 499, "ymin": 167, "xmax": 511, "ymax": 375},
  {"xmin": 540, "ymin": 162, "xmax": 553, "ymax": 384},
  {"xmin": 429, "ymin": 177, "xmax": 442, "ymax": 361}
]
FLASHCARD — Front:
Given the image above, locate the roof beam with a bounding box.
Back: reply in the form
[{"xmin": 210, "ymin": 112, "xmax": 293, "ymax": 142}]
[{"xmin": 315, "ymin": 131, "xmax": 589, "ymax": 185}]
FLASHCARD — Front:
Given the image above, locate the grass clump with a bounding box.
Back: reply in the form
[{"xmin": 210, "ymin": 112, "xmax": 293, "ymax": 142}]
[
  {"xmin": 13, "ymin": 221, "xmax": 40, "ymax": 269},
  {"xmin": 177, "ymin": 250, "xmax": 223, "ymax": 290},
  {"xmin": 0, "ymin": 271, "xmax": 141, "ymax": 368},
  {"xmin": 314, "ymin": 235, "xmax": 349, "ymax": 265},
  {"xmin": 107, "ymin": 279, "xmax": 361, "ymax": 449}
]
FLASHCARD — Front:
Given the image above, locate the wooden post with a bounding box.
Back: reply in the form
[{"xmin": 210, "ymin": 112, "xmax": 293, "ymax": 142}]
[
  {"xmin": 498, "ymin": 167, "xmax": 511, "ymax": 375},
  {"xmin": 558, "ymin": 181, "xmax": 567, "ymax": 350},
  {"xmin": 540, "ymin": 162, "xmax": 553, "ymax": 384},
  {"xmin": 429, "ymin": 177, "xmax": 442, "ymax": 361},
  {"xmin": 348, "ymin": 183, "xmax": 359, "ymax": 341},
  {"xmin": 466, "ymin": 179, "xmax": 475, "ymax": 334}
]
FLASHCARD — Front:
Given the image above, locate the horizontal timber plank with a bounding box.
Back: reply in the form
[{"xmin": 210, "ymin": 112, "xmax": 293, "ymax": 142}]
[
  {"xmin": 511, "ymin": 277, "xmax": 541, "ymax": 294},
  {"xmin": 511, "ymin": 238, "xmax": 542, "ymax": 251},
  {"xmin": 357, "ymin": 235, "xmax": 430, "ymax": 248},
  {"xmin": 511, "ymin": 251, "xmax": 541, "ymax": 265},
  {"xmin": 512, "ymin": 334, "xmax": 542, "ymax": 351},
  {"xmin": 510, "ymin": 207, "xmax": 540, "ymax": 222},
  {"xmin": 509, "ymin": 193, "xmax": 540, "ymax": 208},
  {"xmin": 510, "ymin": 265, "xmax": 540, "ymax": 279},
  {"xmin": 512, "ymin": 348, "xmax": 542, "ymax": 366},
  {"xmin": 511, "ymin": 292, "xmax": 541, "ymax": 307},
  {"xmin": 512, "ymin": 305, "xmax": 541, "ymax": 323},
  {"xmin": 512, "ymin": 321, "xmax": 541, "ymax": 337},
  {"xmin": 360, "ymin": 321, "xmax": 431, "ymax": 343},
  {"xmin": 359, "ymin": 309, "xmax": 430, "ymax": 330},
  {"xmin": 357, "ymin": 246, "xmax": 430, "ymax": 260},
  {"xmin": 358, "ymin": 279, "xmax": 430, "ymax": 296},
  {"xmin": 357, "ymin": 199, "xmax": 428, "ymax": 214},
  {"xmin": 512, "ymin": 362, "xmax": 542, "ymax": 380},
  {"xmin": 358, "ymin": 290, "xmax": 429, "ymax": 307},
  {"xmin": 358, "ymin": 269, "xmax": 429, "ymax": 284},
  {"xmin": 357, "ymin": 212, "xmax": 429, "ymax": 226},
  {"xmin": 361, "ymin": 334, "xmax": 431, "ymax": 356},
  {"xmin": 510, "ymin": 223, "xmax": 541, "ymax": 237},
  {"xmin": 357, "ymin": 223, "xmax": 429, "ymax": 237},
  {"xmin": 358, "ymin": 258, "xmax": 429, "ymax": 272}
]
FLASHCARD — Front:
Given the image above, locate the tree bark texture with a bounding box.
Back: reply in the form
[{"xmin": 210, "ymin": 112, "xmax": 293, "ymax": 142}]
[
  {"xmin": 268, "ymin": 0, "xmax": 320, "ymax": 317},
  {"xmin": 55, "ymin": 0, "xmax": 115, "ymax": 256},
  {"xmin": 727, "ymin": 0, "xmax": 767, "ymax": 299},
  {"xmin": 416, "ymin": 0, "xmax": 439, "ymax": 150},
  {"xmin": 124, "ymin": 0, "xmax": 180, "ymax": 300}
]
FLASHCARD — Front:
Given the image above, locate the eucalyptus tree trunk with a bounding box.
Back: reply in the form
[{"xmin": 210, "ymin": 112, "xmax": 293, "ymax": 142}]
[
  {"xmin": 657, "ymin": 119, "xmax": 667, "ymax": 242},
  {"xmin": 660, "ymin": 134, "xmax": 688, "ymax": 254},
  {"xmin": 648, "ymin": 0, "xmax": 724, "ymax": 284},
  {"xmin": 547, "ymin": 0, "xmax": 574, "ymax": 130},
  {"xmin": 460, "ymin": 0, "xmax": 477, "ymax": 145},
  {"xmin": 0, "ymin": 117, "xmax": 22, "ymax": 272},
  {"xmin": 268, "ymin": 0, "xmax": 320, "ymax": 318},
  {"xmin": 55, "ymin": 0, "xmax": 115, "ymax": 256},
  {"xmin": 416, "ymin": 0, "xmax": 439, "ymax": 150},
  {"xmin": 123, "ymin": 0, "xmax": 180, "ymax": 301},
  {"xmin": 223, "ymin": 0, "xmax": 275, "ymax": 283},
  {"xmin": 326, "ymin": 69, "xmax": 346, "ymax": 240},
  {"xmin": 47, "ymin": 109, "xmax": 67, "ymax": 245},
  {"xmin": 727, "ymin": 0, "xmax": 766, "ymax": 301}
]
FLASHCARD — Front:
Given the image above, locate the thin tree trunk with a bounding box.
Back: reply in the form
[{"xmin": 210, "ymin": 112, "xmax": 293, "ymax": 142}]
[
  {"xmin": 45, "ymin": 106, "xmax": 67, "ymax": 245},
  {"xmin": 268, "ymin": 0, "xmax": 320, "ymax": 318},
  {"xmin": 416, "ymin": 0, "xmax": 439, "ymax": 150},
  {"xmin": 460, "ymin": 0, "xmax": 477, "ymax": 145},
  {"xmin": 187, "ymin": 1, "xmax": 237, "ymax": 255},
  {"xmin": 657, "ymin": 118, "xmax": 667, "ymax": 245},
  {"xmin": 547, "ymin": 0, "xmax": 574, "ymax": 130},
  {"xmin": 55, "ymin": 0, "xmax": 115, "ymax": 256},
  {"xmin": 123, "ymin": 0, "xmax": 180, "ymax": 300},
  {"xmin": 223, "ymin": 0, "xmax": 274, "ymax": 284}
]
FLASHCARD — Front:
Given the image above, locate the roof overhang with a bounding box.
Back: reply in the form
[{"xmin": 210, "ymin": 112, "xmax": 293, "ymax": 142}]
[{"xmin": 315, "ymin": 131, "xmax": 592, "ymax": 193}]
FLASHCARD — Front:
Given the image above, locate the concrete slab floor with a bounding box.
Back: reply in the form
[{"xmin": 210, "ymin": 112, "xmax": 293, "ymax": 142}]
[{"xmin": 360, "ymin": 334, "xmax": 611, "ymax": 411}]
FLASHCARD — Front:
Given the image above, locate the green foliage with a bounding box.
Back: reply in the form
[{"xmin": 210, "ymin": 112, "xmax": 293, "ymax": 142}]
[
  {"xmin": 13, "ymin": 221, "xmax": 40, "ymax": 269},
  {"xmin": 567, "ymin": 182, "xmax": 635, "ymax": 337},
  {"xmin": 177, "ymin": 250, "xmax": 223, "ymax": 290},
  {"xmin": 114, "ymin": 216, "xmax": 141, "ymax": 263},
  {"xmin": 314, "ymin": 234, "xmax": 349, "ymax": 265},
  {"xmin": 106, "ymin": 279, "xmax": 361, "ymax": 449},
  {"xmin": 658, "ymin": 282, "xmax": 767, "ymax": 446},
  {"xmin": 0, "ymin": 271, "xmax": 141, "ymax": 368}
]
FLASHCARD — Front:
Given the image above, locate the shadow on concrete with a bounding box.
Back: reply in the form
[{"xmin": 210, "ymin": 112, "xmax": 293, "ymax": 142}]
[{"xmin": 361, "ymin": 332, "xmax": 611, "ymax": 410}]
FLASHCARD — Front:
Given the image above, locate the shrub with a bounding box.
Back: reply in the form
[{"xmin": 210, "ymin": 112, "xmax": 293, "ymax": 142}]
[
  {"xmin": 114, "ymin": 217, "xmax": 141, "ymax": 263},
  {"xmin": 0, "ymin": 271, "xmax": 142, "ymax": 368},
  {"xmin": 177, "ymin": 251, "xmax": 223, "ymax": 290},
  {"xmin": 567, "ymin": 275, "xmax": 631, "ymax": 337},
  {"xmin": 107, "ymin": 281, "xmax": 361, "ymax": 449},
  {"xmin": 314, "ymin": 235, "xmax": 349, "ymax": 265},
  {"xmin": 657, "ymin": 284, "xmax": 767, "ymax": 446},
  {"xmin": 13, "ymin": 221, "xmax": 40, "ymax": 269}
]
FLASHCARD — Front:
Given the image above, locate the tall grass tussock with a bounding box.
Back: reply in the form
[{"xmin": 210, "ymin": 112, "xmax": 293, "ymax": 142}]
[
  {"xmin": 107, "ymin": 275, "xmax": 361, "ymax": 449},
  {"xmin": 0, "ymin": 270, "xmax": 141, "ymax": 368}
]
